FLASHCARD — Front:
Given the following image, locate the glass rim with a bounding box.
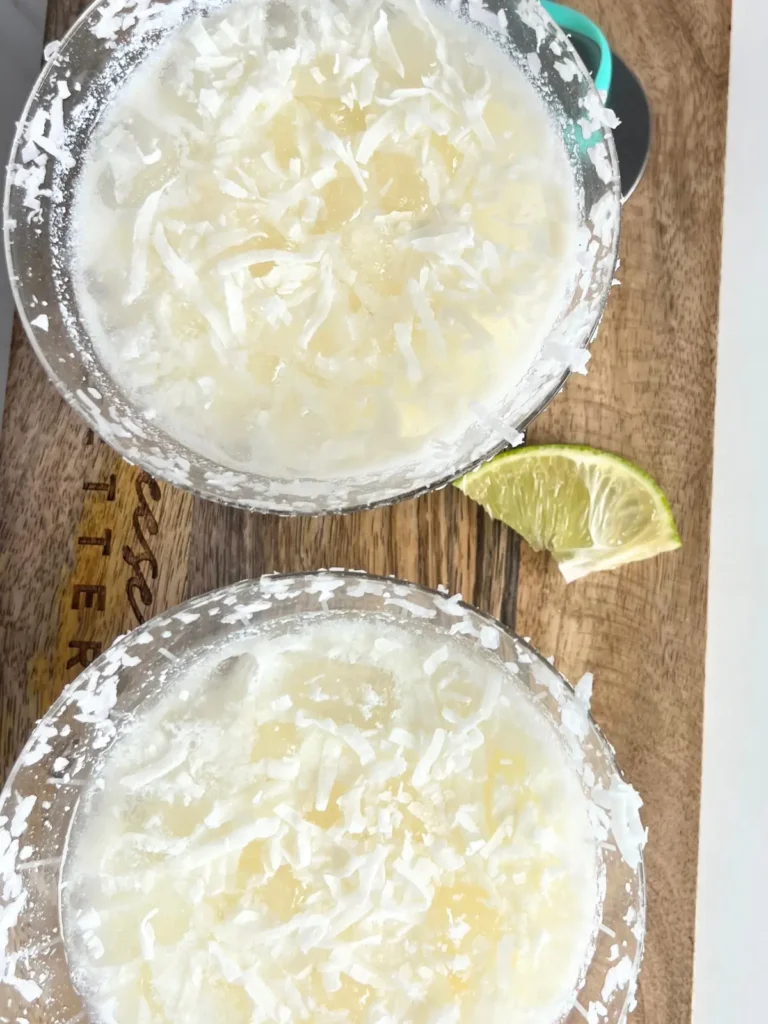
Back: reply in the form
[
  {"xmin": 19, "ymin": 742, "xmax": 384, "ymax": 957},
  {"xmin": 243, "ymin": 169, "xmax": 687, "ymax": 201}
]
[
  {"xmin": 0, "ymin": 569, "xmax": 645, "ymax": 1023},
  {"xmin": 3, "ymin": 0, "xmax": 622, "ymax": 516}
]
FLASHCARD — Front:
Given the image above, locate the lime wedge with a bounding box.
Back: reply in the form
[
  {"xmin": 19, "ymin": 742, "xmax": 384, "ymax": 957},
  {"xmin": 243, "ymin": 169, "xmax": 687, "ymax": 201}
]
[{"xmin": 456, "ymin": 445, "xmax": 681, "ymax": 582}]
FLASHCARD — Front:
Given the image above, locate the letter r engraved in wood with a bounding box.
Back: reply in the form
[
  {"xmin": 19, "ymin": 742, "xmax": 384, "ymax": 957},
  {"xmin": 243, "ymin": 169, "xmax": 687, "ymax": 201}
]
[
  {"xmin": 83, "ymin": 475, "xmax": 116, "ymax": 500},
  {"xmin": 67, "ymin": 640, "xmax": 102, "ymax": 670},
  {"xmin": 78, "ymin": 529, "xmax": 112, "ymax": 556},
  {"xmin": 72, "ymin": 584, "xmax": 107, "ymax": 612}
]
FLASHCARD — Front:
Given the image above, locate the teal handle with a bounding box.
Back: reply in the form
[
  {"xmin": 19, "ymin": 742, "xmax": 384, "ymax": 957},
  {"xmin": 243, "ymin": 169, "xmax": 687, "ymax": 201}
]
[{"xmin": 541, "ymin": 1, "xmax": 613, "ymax": 98}]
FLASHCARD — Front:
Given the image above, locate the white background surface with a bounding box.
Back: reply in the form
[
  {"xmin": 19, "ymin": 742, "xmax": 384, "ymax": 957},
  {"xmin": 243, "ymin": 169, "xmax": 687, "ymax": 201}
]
[
  {"xmin": 0, "ymin": 0, "xmax": 765, "ymax": 1017},
  {"xmin": 692, "ymin": 0, "xmax": 768, "ymax": 1020}
]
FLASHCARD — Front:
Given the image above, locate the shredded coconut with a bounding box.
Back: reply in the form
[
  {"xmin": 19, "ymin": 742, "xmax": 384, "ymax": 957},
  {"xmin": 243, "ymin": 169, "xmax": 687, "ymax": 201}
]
[
  {"xmin": 61, "ymin": 616, "xmax": 604, "ymax": 1023},
  {"xmin": 0, "ymin": 573, "xmax": 645, "ymax": 1023},
  {"xmin": 63, "ymin": 0, "xmax": 588, "ymax": 497}
]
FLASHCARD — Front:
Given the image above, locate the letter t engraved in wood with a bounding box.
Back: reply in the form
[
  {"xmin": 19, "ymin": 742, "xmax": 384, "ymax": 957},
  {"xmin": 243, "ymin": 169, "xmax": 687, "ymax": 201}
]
[
  {"xmin": 78, "ymin": 529, "xmax": 112, "ymax": 556},
  {"xmin": 83, "ymin": 475, "xmax": 117, "ymax": 500}
]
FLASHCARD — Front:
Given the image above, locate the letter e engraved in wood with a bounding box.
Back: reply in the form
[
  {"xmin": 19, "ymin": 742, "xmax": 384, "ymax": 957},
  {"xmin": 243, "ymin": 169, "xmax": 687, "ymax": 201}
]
[
  {"xmin": 123, "ymin": 472, "xmax": 162, "ymax": 625},
  {"xmin": 71, "ymin": 584, "xmax": 107, "ymax": 612}
]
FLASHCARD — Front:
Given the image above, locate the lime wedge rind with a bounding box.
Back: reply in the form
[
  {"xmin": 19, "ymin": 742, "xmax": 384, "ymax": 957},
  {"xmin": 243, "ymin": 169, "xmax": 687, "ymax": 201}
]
[{"xmin": 456, "ymin": 444, "xmax": 681, "ymax": 582}]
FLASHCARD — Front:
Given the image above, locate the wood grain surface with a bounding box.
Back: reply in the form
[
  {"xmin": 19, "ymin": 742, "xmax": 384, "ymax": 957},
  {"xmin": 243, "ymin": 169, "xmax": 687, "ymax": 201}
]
[{"xmin": 0, "ymin": 1, "xmax": 729, "ymax": 1022}]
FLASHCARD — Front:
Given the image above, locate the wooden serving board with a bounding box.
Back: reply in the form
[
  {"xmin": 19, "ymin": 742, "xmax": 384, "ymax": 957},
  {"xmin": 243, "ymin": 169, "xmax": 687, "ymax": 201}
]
[{"xmin": 0, "ymin": 1, "xmax": 729, "ymax": 1021}]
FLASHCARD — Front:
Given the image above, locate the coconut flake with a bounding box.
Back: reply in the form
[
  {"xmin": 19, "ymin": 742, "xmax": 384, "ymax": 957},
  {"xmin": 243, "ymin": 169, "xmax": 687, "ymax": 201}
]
[
  {"xmin": 412, "ymin": 729, "xmax": 446, "ymax": 787},
  {"xmin": 592, "ymin": 777, "xmax": 647, "ymax": 870},
  {"xmin": 138, "ymin": 909, "xmax": 158, "ymax": 961},
  {"xmin": 315, "ymin": 738, "xmax": 342, "ymax": 811},
  {"xmin": 125, "ymin": 184, "xmax": 170, "ymax": 303},
  {"xmin": 394, "ymin": 320, "xmax": 421, "ymax": 383},
  {"xmin": 601, "ymin": 955, "xmax": 633, "ymax": 1002},
  {"xmin": 356, "ymin": 111, "xmax": 398, "ymax": 165},
  {"xmin": 373, "ymin": 10, "xmax": 405, "ymax": 78}
]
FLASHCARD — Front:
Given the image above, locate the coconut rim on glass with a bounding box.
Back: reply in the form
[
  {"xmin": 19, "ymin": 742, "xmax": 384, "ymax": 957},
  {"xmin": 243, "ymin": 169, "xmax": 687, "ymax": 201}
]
[
  {"xmin": 3, "ymin": 0, "xmax": 621, "ymax": 515},
  {"xmin": 0, "ymin": 570, "xmax": 645, "ymax": 1023}
]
